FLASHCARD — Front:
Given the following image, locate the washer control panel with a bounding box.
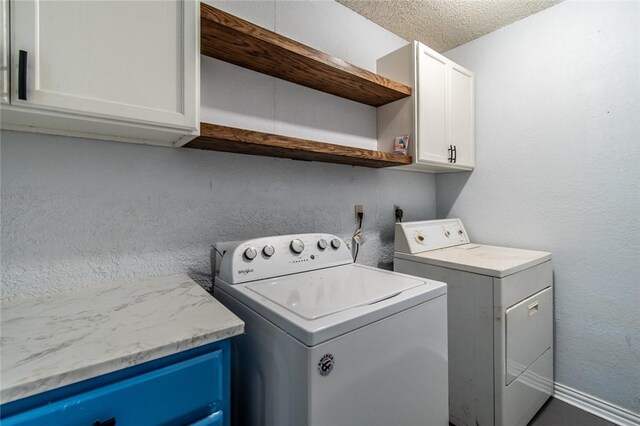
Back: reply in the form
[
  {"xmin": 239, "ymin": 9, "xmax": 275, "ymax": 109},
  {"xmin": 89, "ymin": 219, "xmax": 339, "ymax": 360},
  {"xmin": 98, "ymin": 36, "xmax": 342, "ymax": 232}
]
[
  {"xmin": 395, "ymin": 219, "xmax": 469, "ymax": 254},
  {"xmin": 218, "ymin": 233, "xmax": 352, "ymax": 284}
]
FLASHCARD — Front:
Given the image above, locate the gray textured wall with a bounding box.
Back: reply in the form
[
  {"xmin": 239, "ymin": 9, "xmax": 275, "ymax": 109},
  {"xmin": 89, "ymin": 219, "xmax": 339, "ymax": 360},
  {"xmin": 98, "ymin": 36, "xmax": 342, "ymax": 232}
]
[
  {"xmin": 0, "ymin": 130, "xmax": 435, "ymax": 297},
  {"xmin": 438, "ymin": 0, "xmax": 640, "ymax": 414},
  {"xmin": 1, "ymin": 0, "xmax": 436, "ymax": 298}
]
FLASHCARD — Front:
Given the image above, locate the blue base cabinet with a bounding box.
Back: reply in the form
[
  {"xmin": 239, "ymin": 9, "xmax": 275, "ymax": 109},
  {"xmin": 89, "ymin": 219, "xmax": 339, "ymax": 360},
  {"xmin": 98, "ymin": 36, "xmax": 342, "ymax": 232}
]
[{"xmin": 1, "ymin": 340, "xmax": 231, "ymax": 426}]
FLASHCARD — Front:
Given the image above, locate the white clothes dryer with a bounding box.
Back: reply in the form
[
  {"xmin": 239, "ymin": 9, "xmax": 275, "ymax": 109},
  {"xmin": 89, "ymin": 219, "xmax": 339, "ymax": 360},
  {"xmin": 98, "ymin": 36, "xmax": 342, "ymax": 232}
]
[{"xmin": 394, "ymin": 219, "xmax": 553, "ymax": 426}]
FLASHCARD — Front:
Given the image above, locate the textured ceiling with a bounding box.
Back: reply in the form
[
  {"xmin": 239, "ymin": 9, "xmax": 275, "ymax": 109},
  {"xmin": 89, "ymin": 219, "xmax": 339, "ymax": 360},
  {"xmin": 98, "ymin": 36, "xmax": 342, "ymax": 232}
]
[{"xmin": 337, "ymin": 0, "xmax": 563, "ymax": 52}]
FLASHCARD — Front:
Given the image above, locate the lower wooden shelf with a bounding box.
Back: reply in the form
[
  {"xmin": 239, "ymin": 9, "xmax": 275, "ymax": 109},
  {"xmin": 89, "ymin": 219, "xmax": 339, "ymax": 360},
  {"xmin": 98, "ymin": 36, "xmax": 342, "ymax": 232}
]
[{"xmin": 184, "ymin": 123, "xmax": 413, "ymax": 169}]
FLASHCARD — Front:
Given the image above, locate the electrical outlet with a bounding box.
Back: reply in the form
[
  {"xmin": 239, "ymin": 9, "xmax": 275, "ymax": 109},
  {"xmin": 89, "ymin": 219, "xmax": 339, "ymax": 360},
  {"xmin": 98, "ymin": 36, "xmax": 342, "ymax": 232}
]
[{"xmin": 354, "ymin": 205, "xmax": 363, "ymax": 224}]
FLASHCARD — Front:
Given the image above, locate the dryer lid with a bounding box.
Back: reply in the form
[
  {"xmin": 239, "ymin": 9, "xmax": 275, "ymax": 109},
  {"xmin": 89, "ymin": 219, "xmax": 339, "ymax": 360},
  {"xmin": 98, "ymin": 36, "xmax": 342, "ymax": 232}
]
[{"xmin": 395, "ymin": 244, "xmax": 551, "ymax": 278}]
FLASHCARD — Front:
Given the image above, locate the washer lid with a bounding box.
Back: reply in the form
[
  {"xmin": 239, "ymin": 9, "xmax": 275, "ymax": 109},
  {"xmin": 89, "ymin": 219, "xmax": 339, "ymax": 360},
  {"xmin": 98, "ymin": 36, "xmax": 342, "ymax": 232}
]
[
  {"xmin": 395, "ymin": 244, "xmax": 551, "ymax": 278},
  {"xmin": 215, "ymin": 264, "xmax": 447, "ymax": 346},
  {"xmin": 246, "ymin": 264, "xmax": 425, "ymax": 320}
]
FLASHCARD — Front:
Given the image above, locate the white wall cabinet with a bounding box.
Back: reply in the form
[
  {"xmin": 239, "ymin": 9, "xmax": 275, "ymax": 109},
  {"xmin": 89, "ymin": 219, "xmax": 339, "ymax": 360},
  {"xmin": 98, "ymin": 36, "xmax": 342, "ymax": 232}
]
[
  {"xmin": 0, "ymin": 0, "xmax": 199, "ymax": 146},
  {"xmin": 377, "ymin": 41, "xmax": 474, "ymax": 172}
]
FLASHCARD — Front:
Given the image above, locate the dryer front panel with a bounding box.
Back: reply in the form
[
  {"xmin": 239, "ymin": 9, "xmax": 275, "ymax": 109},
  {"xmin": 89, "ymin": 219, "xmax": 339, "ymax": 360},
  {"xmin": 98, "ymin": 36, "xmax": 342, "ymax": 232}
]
[{"xmin": 505, "ymin": 287, "xmax": 553, "ymax": 384}]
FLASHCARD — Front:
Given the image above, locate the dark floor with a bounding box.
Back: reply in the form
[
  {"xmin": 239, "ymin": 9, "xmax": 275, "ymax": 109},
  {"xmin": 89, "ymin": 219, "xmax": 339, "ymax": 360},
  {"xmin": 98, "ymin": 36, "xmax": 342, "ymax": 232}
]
[
  {"xmin": 448, "ymin": 398, "xmax": 616, "ymax": 426},
  {"xmin": 528, "ymin": 397, "xmax": 617, "ymax": 426}
]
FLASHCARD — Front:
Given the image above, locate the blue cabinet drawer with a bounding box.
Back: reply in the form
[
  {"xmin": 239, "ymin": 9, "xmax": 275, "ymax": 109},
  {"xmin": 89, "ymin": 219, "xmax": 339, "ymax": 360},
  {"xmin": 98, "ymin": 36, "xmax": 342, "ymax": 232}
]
[{"xmin": 2, "ymin": 349, "xmax": 224, "ymax": 426}]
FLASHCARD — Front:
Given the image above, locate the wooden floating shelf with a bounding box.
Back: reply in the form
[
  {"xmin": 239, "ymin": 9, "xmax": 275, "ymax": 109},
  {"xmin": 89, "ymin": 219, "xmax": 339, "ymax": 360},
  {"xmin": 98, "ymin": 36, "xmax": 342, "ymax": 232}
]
[
  {"xmin": 184, "ymin": 123, "xmax": 413, "ymax": 169},
  {"xmin": 200, "ymin": 3, "xmax": 412, "ymax": 107}
]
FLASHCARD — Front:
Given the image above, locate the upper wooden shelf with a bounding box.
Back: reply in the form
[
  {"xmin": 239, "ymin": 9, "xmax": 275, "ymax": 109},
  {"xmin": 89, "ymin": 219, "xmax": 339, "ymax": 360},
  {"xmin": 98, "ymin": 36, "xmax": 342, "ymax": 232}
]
[
  {"xmin": 200, "ymin": 3, "xmax": 412, "ymax": 107},
  {"xmin": 184, "ymin": 123, "xmax": 413, "ymax": 168}
]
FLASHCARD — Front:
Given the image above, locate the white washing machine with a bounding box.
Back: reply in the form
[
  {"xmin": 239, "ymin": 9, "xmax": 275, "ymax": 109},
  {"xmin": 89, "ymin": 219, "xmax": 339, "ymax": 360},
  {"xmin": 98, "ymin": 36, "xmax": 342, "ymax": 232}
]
[
  {"xmin": 214, "ymin": 233, "xmax": 448, "ymax": 426},
  {"xmin": 394, "ymin": 219, "xmax": 554, "ymax": 426}
]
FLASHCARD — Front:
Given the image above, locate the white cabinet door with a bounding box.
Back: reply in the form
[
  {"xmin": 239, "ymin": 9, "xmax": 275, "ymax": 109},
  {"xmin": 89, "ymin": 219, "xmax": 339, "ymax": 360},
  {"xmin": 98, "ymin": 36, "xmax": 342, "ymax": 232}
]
[
  {"xmin": 449, "ymin": 63, "xmax": 474, "ymax": 167},
  {"xmin": 377, "ymin": 41, "xmax": 474, "ymax": 172},
  {"xmin": 416, "ymin": 44, "xmax": 449, "ymax": 164},
  {"xmin": 0, "ymin": 0, "xmax": 9, "ymax": 105},
  {"xmin": 10, "ymin": 0, "xmax": 197, "ymax": 131}
]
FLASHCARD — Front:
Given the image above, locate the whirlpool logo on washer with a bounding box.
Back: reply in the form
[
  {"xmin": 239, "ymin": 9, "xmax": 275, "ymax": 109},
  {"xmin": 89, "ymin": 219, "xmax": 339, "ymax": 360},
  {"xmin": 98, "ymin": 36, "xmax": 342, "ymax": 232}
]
[
  {"xmin": 237, "ymin": 268, "xmax": 254, "ymax": 275},
  {"xmin": 318, "ymin": 354, "xmax": 334, "ymax": 376}
]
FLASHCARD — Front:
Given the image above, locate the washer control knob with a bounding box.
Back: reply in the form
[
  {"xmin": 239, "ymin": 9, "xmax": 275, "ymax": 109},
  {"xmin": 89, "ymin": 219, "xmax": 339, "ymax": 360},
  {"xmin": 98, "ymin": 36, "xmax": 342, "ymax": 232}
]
[
  {"xmin": 243, "ymin": 247, "xmax": 257, "ymax": 261},
  {"xmin": 317, "ymin": 239, "xmax": 328, "ymax": 250},
  {"xmin": 290, "ymin": 239, "xmax": 305, "ymax": 254},
  {"xmin": 330, "ymin": 238, "xmax": 341, "ymax": 249},
  {"xmin": 262, "ymin": 245, "xmax": 275, "ymax": 257}
]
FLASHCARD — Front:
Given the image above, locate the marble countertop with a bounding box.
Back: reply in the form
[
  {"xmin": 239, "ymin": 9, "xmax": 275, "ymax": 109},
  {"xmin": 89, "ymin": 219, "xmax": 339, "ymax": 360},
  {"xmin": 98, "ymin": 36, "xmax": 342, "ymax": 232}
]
[{"xmin": 0, "ymin": 274, "xmax": 244, "ymax": 404}]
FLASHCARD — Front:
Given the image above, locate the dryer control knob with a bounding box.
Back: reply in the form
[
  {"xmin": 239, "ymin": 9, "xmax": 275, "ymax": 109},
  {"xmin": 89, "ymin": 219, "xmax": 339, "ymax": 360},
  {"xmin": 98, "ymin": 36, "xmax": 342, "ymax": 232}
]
[
  {"xmin": 330, "ymin": 238, "xmax": 341, "ymax": 249},
  {"xmin": 317, "ymin": 239, "xmax": 328, "ymax": 250},
  {"xmin": 262, "ymin": 245, "xmax": 275, "ymax": 257},
  {"xmin": 243, "ymin": 247, "xmax": 257, "ymax": 260},
  {"xmin": 290, "ymin": 239, "xmax": 305, "ymax": 254}
]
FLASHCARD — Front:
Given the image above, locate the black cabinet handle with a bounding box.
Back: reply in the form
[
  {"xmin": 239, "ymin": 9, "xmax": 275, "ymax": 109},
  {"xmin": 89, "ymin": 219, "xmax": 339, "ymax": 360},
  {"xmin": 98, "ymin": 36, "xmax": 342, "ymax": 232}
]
[
  {"xmin": 452, "ymin": 145, "xmax": 457, "ymax": 163},
  {"xmin": 18, "ymin": 50, "xmax": 27, "ymax": 100},
  {"xmin": 94, "ymin": 418, "xmax": 116, "ymax": 426},
  {"xmin": 448, "ymin": 145, "xmax": 453, "ymax": 163}
]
